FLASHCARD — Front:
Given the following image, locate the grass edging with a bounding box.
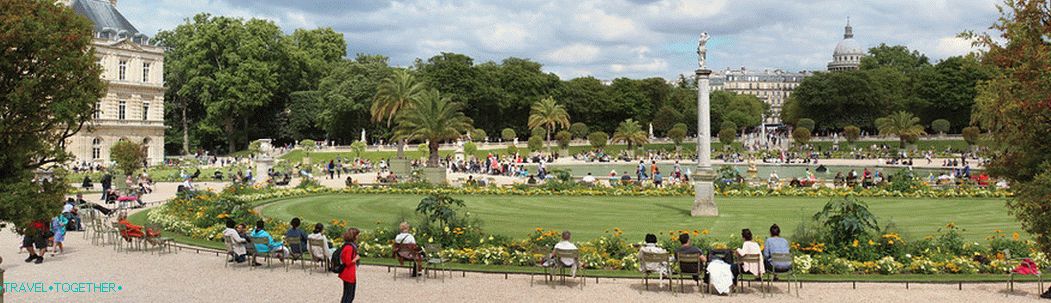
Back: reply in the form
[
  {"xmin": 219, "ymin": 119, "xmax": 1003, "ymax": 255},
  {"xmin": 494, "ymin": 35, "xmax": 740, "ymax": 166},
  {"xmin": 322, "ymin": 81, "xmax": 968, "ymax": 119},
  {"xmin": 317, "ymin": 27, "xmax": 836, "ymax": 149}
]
[{"xmin": 127, "ymin": 208, "xmax": 1037, "ymax": 284}]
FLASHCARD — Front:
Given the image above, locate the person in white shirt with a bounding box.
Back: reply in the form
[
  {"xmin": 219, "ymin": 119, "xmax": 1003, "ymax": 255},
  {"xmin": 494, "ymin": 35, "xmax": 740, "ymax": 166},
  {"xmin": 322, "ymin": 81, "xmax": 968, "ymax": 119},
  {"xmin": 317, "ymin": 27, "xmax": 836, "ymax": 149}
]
[
  {"xmin": 221, "ymin": 220, "xmax": 250, "ymax": 264},
  {"xmin": 548, "ymin": 231, "xmax": 579, "ymax": 277},
  {"xmin": 581, "ymin": 173, "xmax": 596, "ymax": 185},
  {"xmin": 307, "ymin": 223, "xmax": 334, "ymax": 261},
  {"xmin": 735, "ymin": 228, "xmax": 765, "ymax": 279},
  {"xmin": 638, "ymin": 234, "xmax": 670, "ymax": 283},
  {"xmin": 394, "ymin": 222, "xmax": 422, "ymax": 277}
]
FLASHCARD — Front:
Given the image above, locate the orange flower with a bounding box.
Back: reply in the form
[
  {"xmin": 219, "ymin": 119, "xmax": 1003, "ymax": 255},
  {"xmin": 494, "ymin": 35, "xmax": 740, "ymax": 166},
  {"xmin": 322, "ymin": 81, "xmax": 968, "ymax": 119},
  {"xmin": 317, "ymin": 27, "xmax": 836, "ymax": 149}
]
[{"xmin": 1012, "ymin": 232, "xmax": 1020, "ymax": 240}]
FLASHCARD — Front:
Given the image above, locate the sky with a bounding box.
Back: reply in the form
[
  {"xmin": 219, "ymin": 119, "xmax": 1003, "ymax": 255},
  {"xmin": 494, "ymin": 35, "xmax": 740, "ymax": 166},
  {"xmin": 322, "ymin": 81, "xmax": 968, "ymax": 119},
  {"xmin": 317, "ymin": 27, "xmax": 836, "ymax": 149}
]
[{"xmin": 116, "ymin": 0, "xmax": 1002, "ymax": 80}]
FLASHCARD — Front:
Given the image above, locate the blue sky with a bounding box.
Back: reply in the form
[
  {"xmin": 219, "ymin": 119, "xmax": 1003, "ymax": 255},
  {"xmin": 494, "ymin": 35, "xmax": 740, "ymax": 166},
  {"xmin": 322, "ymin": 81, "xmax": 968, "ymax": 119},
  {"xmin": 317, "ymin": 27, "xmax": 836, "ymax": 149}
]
[{"xmin": 116, "ymin": 0, "xmax": 1001, "ymax": 80}]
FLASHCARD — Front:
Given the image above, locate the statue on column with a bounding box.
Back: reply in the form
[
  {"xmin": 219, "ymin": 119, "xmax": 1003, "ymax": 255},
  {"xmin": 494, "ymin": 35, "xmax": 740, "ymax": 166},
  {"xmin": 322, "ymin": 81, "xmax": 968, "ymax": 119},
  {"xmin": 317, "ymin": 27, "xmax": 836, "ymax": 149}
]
[{"xmin": 697, "ymin": 32, "xmax": 710, "ymax": 69}]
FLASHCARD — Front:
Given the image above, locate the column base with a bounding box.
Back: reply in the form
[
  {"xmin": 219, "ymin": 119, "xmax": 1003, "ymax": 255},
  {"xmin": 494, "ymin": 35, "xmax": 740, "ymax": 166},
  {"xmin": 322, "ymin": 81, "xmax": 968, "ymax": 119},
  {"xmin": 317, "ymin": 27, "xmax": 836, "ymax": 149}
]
[{"xmin": 691, "ymin": 168, "xmax": 719, "ymax": 217}]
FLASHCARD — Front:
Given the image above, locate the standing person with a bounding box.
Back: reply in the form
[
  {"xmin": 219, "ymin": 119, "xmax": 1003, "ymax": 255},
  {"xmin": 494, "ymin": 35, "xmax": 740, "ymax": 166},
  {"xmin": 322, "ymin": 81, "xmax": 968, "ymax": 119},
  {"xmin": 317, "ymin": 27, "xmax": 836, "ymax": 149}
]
[
  {"xmin": 328, "ymin": 160, "xmax": 336, "ymax": 179},
  {"xmin": 100, "ymin": 171, "xmax": 112, "ymax": 201},
  {"xmin": 50, "ymin": 215, "xmax": 68, "ymax": 255},
  {"xmin": 22, "ymin": 220, "xmax": 49, "ymax": 264},
  {"xmin": 339, "ymin": 228, "xmax": 361, "ymax": 303}
]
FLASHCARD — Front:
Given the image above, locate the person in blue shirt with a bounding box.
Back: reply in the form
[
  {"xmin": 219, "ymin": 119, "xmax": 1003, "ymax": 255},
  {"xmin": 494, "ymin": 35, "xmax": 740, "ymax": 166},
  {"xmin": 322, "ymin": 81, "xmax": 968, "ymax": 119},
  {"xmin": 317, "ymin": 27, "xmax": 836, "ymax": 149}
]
[
  {"xmin": 251, "ymin": 220, "xmax": 289, "ymax": 263},
  {"xmin": 283, "ymin": 217, "xmax": 309, "ymax": 255},
  {"xmin": 761, "ymin": 224, "xmax": 791, "ymax": 278}
]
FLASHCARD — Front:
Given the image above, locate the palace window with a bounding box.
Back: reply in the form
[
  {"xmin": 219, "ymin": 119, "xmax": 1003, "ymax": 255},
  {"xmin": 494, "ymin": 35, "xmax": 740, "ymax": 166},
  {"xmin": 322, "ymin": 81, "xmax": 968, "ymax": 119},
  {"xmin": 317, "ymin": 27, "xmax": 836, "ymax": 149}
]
[
  {"xmin": 142, "ymin": 102, "xmax": 150, "ymax": 120},
  {"xmin": 118, "ymin": 101, "xmax": 126, "ymax": 120},
  {"xmin": 142, "ymin": 62, "xmax": 150, "ymax": 83},
  {"xmin": 92, "ymin": 138, "xmax": 102, "ymax": 159},
  {"xmin": 93, "ymin": 102, "xmax": 101, "ymax": 119},
  {"xmin": 118, "ymin": 60, "xmax": 127, "ymax": 80}
]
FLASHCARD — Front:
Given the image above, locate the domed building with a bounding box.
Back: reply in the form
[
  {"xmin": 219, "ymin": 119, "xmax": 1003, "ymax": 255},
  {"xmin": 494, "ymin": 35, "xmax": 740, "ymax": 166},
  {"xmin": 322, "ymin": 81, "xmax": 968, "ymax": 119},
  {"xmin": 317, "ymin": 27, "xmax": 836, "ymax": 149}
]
[{"xmin": 827, "ymin": 20, "xmax": 864, "ymax": 72}]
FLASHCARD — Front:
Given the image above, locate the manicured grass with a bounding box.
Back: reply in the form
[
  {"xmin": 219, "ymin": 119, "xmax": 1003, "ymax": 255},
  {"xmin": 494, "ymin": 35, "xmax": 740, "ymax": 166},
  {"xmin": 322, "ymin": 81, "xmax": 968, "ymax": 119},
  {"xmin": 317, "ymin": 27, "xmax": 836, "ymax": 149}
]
[{"xmin": 256, "ymin": 194, "xmax": 1020, "ymax": 243}]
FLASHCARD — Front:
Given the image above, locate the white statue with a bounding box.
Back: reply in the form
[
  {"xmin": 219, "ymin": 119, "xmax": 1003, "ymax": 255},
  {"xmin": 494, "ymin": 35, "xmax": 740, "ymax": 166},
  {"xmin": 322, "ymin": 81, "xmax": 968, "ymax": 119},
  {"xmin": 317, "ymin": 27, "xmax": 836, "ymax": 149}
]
[{"xmin": 697, "ymin": 32, "xmax": 710, "ymax": 69}]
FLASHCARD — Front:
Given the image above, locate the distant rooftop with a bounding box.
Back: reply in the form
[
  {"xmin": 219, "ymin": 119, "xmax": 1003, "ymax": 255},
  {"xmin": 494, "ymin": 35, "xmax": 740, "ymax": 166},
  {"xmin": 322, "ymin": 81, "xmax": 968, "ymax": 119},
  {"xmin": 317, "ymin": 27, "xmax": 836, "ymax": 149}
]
[{"xmin": 70, "ymin": 0, "xmax": 139, "ymax": 35}]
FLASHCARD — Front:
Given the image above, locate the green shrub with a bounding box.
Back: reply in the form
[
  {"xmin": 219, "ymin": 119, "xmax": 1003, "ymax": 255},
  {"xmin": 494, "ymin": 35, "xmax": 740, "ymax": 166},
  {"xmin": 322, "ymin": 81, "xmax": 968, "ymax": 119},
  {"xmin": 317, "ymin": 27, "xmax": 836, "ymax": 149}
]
[
  {"xmin": 931, "ymin": 119, "xmax": 951, "ymax": 134},
  {"xmin": 588, "ymin": 131, "xmax": 608, "ymax": 149},
  {"xmin": 797, "ymin": 118, "xmax": 816, "ymax": 131},
  {"xmin": 569, "ymin": 122, "xmax": 589, "ymax": 139},
  {"xmin": 527, "ymin": 135, "xmax": 544, "ymax": 152},
  {"xmin": 501, "ymin": 128, "xmax": 516, "ymax": 142},
  {"xmin": 843, "ymin": 125, "xmax": 861, "ymax": 143}
]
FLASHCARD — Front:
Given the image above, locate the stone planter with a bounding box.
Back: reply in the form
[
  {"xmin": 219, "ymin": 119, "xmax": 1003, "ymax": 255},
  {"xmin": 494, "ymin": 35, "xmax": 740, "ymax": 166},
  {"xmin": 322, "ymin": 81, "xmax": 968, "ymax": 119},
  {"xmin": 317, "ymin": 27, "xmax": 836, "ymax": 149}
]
[{"xmin": 420, "ymin": 167, "xmax": 447, "ymax": 184}]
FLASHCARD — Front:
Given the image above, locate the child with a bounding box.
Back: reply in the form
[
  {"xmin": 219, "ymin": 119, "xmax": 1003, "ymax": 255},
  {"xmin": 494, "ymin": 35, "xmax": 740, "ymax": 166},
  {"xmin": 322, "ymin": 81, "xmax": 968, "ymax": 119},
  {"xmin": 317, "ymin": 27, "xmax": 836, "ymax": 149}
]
[{"xmin": 50, "ymin": 215, "xmax": 68, "ymax": 255}]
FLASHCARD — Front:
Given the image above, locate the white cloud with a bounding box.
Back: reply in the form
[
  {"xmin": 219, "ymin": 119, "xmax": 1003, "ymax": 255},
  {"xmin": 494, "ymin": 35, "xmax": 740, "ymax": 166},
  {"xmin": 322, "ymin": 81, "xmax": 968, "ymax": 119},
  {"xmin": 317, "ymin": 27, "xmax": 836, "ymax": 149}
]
[
  {"xmin": 116, "ymin": 0, "xmax": 1003, "ymax": 79},
  {"xmin": 543, "ymin": 43, "xmax": 601, "ymax": 64}
]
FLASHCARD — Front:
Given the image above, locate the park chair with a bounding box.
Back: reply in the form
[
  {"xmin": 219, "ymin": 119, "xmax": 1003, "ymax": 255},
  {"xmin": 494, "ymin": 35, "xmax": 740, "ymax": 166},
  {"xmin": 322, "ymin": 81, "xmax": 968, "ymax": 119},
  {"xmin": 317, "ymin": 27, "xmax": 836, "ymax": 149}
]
[
  {"xmin": 674, "ymin": 252, "xmax": 705, "ymax": 295},
  {"xmin": 244, "ymin": 238, "xmax": 261, "ymax": 270},
  {"xmin": 283, "ymin": 236, "xmax": 306, "ymax": 272},
  {"xmin": 93, "ymin": 217, "xmax": 114, "ymax": 246},
  {"xmin": 531, "ymin": 247, "xmax": 554, "ymax": 286},
  {"xmin": 707, "ymin": 249, "xmax": 738, "ymax": 296},
  {"xmin": 553, "ymin": 248, "xmax": 586, "ymax": 288},
  {"xmin": 738, "ymin": 253, "xmax": 764, "ymax": 288},
  {"xmin": 250, "ymin": 236, "xmax": 275, "ymax": 268},
  {"xmin": 145, "ymin": 224, "xmax": 175, "ymax": 255},
  {"xmin": 113, "ymin": 222, "xmax": 133, "ymax": 252},
  {"xmin": 1005, "ymin": 249, "xmax": 1044, "ymax": 294},
  {"xmin": 423, "ymin": 243, "xmax": 450, "ymax": 281},
  {"xmin": 222, "ymin": 235, "xmax": 246, "ymax": 268},
  {"xmin": 80, "ymin": 207, "xmax": 96, "ymax": 240},
  {"xmin": 764, "ymin": 253, "xmax": 800, "ymax": 297},
  {"xmin": 640, "ymin": 251, "xmax": 671, "ymax": 291},
  {"xmin": 392, "ymin": 243, "xmax": 423, "ymax": 281},
  {"xmin": 306, "ymin": 238, "xmax": 330, "ymax": 274}
]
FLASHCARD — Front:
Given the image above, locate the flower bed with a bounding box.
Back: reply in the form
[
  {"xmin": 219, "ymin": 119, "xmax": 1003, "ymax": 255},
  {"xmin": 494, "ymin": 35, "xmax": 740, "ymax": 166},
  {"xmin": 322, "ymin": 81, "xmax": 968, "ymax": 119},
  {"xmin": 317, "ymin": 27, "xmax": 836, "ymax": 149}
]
[{"xmin": 148, "ymin": 186, "xmax": 1036, "ymax": 275}]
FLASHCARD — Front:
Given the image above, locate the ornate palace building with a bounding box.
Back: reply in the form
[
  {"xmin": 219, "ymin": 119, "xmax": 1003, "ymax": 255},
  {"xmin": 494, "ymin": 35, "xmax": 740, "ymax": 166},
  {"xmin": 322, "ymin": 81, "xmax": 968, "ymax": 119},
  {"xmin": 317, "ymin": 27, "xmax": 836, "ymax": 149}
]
[
  {"xmin": 61, "ymin": 0, "xmax": 166, "ymax": 165},
  {"xmin": 710, "ymin": 68, "xmax": 811, "ymax": 126},
  {"xmin": 827, "ymin": 20, "xmax": 864, "ymax": 72}
]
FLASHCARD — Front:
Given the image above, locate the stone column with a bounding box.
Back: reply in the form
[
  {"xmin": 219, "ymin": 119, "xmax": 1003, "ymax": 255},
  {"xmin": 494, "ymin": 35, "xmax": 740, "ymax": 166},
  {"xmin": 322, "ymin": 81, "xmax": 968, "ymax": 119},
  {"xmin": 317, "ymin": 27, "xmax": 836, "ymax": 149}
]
[{"xmin": 691, "ymin": 68, "xmax": 719, "ymax": 217}]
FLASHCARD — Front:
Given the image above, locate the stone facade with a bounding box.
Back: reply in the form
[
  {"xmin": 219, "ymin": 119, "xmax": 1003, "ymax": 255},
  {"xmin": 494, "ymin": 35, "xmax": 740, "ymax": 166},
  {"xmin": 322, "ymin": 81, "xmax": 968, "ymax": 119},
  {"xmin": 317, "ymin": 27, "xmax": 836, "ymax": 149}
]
[
  {"xmin": 63, "ymin": 0, "xmax": 166, "ymax": 166},
  {"xmin": 710, "ymin": 68, "xmax": 810, "ymax": 126}
]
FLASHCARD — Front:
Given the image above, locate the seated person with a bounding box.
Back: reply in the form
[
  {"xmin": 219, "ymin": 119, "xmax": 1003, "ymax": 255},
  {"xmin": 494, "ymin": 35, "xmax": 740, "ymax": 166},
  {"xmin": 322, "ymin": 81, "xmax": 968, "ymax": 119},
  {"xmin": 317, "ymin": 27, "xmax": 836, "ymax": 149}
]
[
  {"xmin": 81, "ymin": 176, "xmax": 93, "ymax": 190},
  {"xmin": 706, "ymin": 249, "xmax": 740, "ymax": 295},
  {"xmin": 307, "ymin": 223, "xmax": 335, "ymax": 261},
  {"xmin": 675, "ymin": 233, "xmax": 707, "ymax": 281},
  {"xmin": 222, "ymin": 219, "xmax": 253, "ymax": 265},
  {"xmin": 393, "ymin": 222, "xmax": 424, "ymax": 277},
  {"xmin": 76, "ymin": 193, "xmax": 114, "ymax": 216},
  {"xmin": 250, "ymin": 220, "xmax": 289, "ymax": 262},
  {"xmin": 62, "ymin": 198, "xmax": 81, "ymax": 231},
  {"xmin": 117, "ymin": 213, "xmax": 160, "ymax": 242},
  {"xmin": 581, "ymin": 173, "xmax": 596, "ymax": 185},
  {"xmin": 638, "ymin": 234, "xmax": 670, "ymax": 282},
  {"xmin": 344, "ymin": 176, "xmax": 353, "ymax": 187},
  {"xmin": 283, "ymin": 218, "xmax": 309, "ymax": 256},
  {"xmin": 762, "ymin": 224, "xmax": 792, "ymax": 277},
  {"xmin": 213, "ymin": 170, "xmax": 224, "ymax": 181},
  {"xmin": 544, "ymin": 231, "xmax": 579, "ymax": 277},
  {"xmin": 735, "ymin": 228, "xmax": 765, "ymax": 280}
]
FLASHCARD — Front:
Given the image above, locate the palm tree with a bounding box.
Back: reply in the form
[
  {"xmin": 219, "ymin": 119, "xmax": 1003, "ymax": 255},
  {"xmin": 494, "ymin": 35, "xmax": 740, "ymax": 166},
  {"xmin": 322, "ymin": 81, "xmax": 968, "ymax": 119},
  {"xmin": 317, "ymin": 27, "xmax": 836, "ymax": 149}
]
[
  {"xmin": 527, "ymin": 97, "xmax": 570, "ymax": 153},
  {"xmin": 394, "ymin": 89, "xmax": 474, "ymax": 166},
  {"xmin": 612, "ymin": 119, "xmax": 649, "ymax": 156},
  {"xmin": 875, "ymin": 111, "xmax": 927, "ymax": 149},
  {"xmin": 372, "ymin": 69, "xmax": 425, "ymax": 158}
]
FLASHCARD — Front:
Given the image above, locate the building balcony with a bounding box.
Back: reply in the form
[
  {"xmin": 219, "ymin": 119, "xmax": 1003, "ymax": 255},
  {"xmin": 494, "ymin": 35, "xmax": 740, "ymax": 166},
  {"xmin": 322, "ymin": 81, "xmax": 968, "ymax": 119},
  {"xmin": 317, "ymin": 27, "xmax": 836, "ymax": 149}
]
[{"xmin": 88, "ymin": 119, "xmax": 165, "ymax": 129}]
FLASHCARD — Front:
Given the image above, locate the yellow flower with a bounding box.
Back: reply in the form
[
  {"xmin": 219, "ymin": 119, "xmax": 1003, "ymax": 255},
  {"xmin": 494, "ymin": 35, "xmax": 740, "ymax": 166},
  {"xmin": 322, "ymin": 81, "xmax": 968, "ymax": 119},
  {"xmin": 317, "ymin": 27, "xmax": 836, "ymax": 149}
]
[
  {"xmin": 868, "ymin": 240, "xmax": 875, "ymax": 246},
  {"xmin": 701, "ymin": 229, "xmax": 710, "ymax": 235},
  {"xmin": 852, "ymin": 239, "xmax": 859, "ymax": 247},
  {"xmin": 1012, "ymin": 232, "xmax": 1020, "ymax": 240},
  {"xmin": 888, "ymin": 240, "xmax": 894, "ymax": 245}
]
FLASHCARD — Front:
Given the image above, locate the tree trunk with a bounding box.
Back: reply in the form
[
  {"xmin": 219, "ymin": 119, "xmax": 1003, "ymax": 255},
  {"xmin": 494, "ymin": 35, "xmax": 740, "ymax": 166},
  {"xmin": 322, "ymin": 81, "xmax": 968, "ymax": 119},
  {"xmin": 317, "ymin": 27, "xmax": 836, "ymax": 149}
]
[
  {"xmin": 397, "ymin": 139, "xmax": 406, "ymax": 159},
  {"xmin": 428, "ymin": 140, "xmax": 440, "ymax": 167},
  {"xmin": 225, "ymin": 118, "xmax": 236, "ymax": 154},
  {"xmin": 181, "ymin": 98, "xmax": 189, "ymax": 155},
  {"xmin": 546, "ymin": 126, "xmax": 552, "ymax": 154}
]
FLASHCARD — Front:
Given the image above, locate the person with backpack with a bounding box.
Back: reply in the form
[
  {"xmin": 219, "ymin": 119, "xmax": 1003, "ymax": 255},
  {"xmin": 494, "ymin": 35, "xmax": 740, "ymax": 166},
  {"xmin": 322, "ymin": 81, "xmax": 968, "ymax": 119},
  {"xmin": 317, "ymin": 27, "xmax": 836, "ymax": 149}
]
[{"xmin": 334, "ymin": 227, "xmax": 360, "ymax": 303}]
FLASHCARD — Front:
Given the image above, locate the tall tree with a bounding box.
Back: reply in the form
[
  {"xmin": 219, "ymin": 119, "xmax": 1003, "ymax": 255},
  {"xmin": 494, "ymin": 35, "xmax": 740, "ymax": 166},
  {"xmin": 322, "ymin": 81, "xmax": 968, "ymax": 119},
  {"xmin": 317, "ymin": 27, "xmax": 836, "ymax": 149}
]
[
  {"xmin": 394, "ymin": 90, "xmax": 474, "ymax": 166},
  {"xmin": 970, "ymin": 0, "xmax": 1051, "ymax": 254},
  {"xmin": 372, "ymin": 69, "xmax": 424, "ymax": 158},
  {"xmin": 527, "ymin": 97, "xmax": 570, "ymax": 152},
  {"xmin": 612, "ymin": 119, "xmax": 648, "ymax": 155},
  {"xmin": 0, "ymin": 0, "xmax": 106, "ymax": 229},
  {"xmin": 313, "ymin": 54, "xmax": 393, "ymax": 143},
  {"xmin": 874, "ymin": 111, "xmax": 926, "ymax": 149},
  {"xmin": 859, "ymin": 44, "xmax": 931, "ymax": 72}
]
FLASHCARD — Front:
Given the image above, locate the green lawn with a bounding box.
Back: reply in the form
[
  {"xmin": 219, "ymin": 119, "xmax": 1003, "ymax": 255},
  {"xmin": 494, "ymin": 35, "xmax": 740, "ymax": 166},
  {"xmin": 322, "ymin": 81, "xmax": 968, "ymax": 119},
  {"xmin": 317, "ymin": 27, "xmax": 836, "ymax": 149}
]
[{"xmin": 256, "ymin": 194, "xmax": 1020, "ymax": 243}]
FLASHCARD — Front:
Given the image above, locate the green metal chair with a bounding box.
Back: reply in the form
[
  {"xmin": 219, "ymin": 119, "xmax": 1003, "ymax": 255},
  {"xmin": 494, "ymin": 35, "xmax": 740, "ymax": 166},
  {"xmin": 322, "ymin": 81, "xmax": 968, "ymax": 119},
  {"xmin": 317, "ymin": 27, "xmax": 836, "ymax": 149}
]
[
  {"xmin": 423, "ymin": 243, "xmax": 450, "ymax": 281},
  {"xmin": 283, "ymin": 236, "xmax": 305, "ymax": 272},
  {"xmin": 765, "ymin": 253, "xmax": 800, "ymax": 297},
  {"xmin": 640, "ymin": 251, "xmax": 671, "ymax": 291},
  {"xmin": 553, "ymin": 248, "xmax": 586, "ymax": 288},
  {"xmin": 674, "ymin": 251, "xmax": 705, "ymax": 295},
  {"xmin": 250, "ymin": 236, "xmax": 274, "ymax": 268}
]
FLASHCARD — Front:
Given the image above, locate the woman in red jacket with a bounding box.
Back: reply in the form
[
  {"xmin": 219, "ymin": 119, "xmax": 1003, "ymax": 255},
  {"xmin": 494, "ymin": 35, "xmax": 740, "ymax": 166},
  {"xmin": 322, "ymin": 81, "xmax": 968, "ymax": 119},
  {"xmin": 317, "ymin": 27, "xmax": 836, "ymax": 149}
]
[{"xmin": 340, "ymin": 227, "xmax": 360, "ymax": 303}]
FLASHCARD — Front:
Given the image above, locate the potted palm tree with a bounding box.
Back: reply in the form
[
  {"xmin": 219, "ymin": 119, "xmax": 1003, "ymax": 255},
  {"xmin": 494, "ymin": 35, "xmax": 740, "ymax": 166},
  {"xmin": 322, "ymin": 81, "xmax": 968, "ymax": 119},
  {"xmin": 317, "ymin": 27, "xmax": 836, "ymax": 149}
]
[
  {"xmin": 527, "ymin": 97, "xmax": 570, "ymax": 154},
  {"xmin": 875, "ymin": 111, "xmax": 926, "ymax": 151},
  {"xmin": 393, "ymin": 89, "xmax": 473, "ymax": 184},
  {"xmin": 372, "ymin": 69, "xmax": 424, "ymax": 176},
  {"xmin": 612, "ymin": 119, "xmax": 648, "ymax": 158}
]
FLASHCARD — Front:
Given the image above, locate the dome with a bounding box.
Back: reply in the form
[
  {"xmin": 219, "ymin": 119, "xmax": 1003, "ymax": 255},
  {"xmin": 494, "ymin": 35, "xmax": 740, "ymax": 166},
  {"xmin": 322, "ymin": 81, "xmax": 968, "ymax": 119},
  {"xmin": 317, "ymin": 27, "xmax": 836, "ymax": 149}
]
[{"xmin": 834, "ymin": 38, "xmax": 864, "ymax": 55}]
